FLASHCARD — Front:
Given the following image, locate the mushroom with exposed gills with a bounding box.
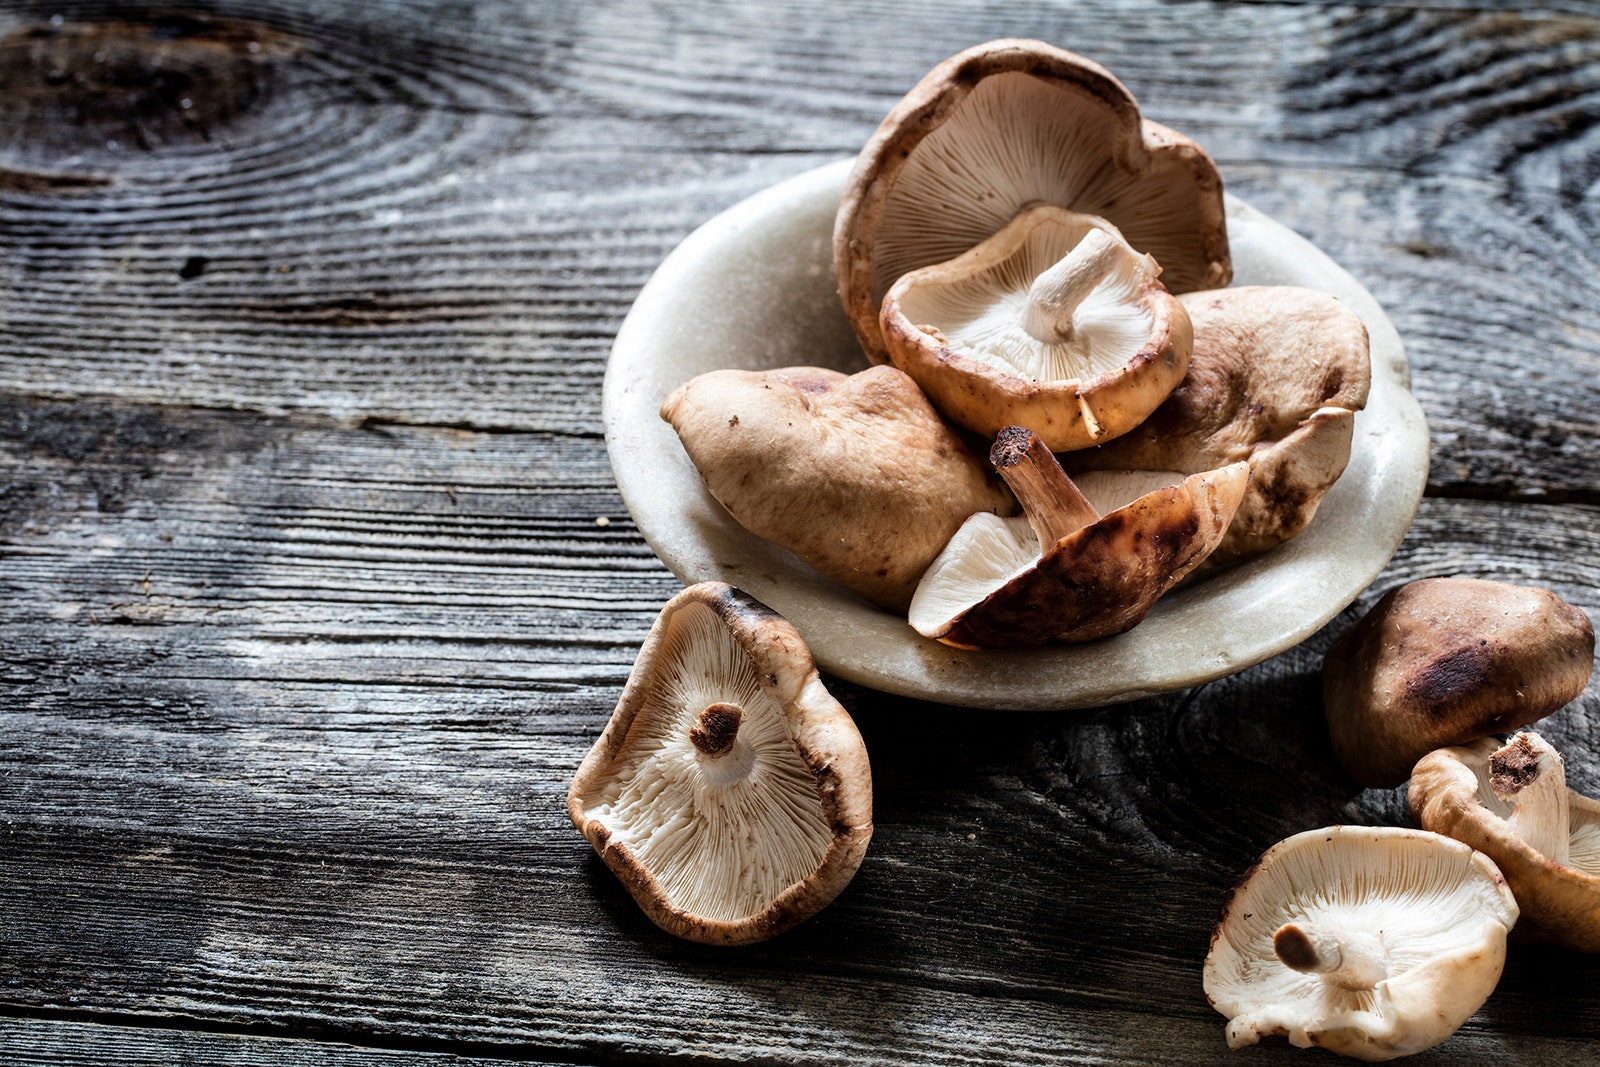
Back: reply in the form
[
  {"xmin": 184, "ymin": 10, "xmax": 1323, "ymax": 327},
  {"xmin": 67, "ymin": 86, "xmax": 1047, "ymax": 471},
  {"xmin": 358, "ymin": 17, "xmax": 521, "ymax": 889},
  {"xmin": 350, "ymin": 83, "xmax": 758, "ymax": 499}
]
[
  {"xmin": 568, "ymin": 582, "xmax": 873, "ymax": 945},
  {"xmin": 1064, "ymin": 286, "xmax": 1371, "ymax": 567},
  {"xmin": 835, "ymin": 38, "xmax": 1230, "ymax": 365},
  {"xmin": 1322, "ymin": 577, "xmax": 1595, "ymax": 787},
  {"xmin": 660, "ymin": 364, "xmax": 1015, "ymax": 613},
  {"xmin": 879, "ymin": 206, "xmax": 1192, "ymax": 452},
  {"xmin": 908, "ymin": 426, "xmax": 1248, "ymax": 648},
  {"xmin": 1204, "ymin": 825, "xmax": 1519, "ymax": 1061},
  {"xmin": 1411, "ymin": 731, "xmax": 1600, "ymax": 951}
]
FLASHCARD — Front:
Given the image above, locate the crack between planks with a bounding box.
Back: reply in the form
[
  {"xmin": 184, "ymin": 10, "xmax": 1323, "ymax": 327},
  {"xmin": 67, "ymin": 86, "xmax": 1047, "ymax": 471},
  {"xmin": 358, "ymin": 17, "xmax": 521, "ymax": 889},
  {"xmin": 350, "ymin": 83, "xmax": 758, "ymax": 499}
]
[
  {"xmin": 1423, "ymin": 484, "xmax": 1600, "ymax": 508},
  {"xmin": 0, "ymin": 1004, "xmax": 671, "ymax": 1067}
]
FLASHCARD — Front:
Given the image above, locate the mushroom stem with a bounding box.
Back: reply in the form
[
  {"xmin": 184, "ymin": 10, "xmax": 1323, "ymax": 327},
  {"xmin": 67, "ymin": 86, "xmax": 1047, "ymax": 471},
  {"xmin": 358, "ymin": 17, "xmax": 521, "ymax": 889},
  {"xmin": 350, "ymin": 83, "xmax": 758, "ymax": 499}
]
[
  {"xmin": 690, "ymin": 702, "xmax": 744, "ymax": 758},
  {"xmin": 989, "ymin": 426, "xmax": 1100, "ymax": 550},
  {"xmin": 1021, "ymin": 229, "xmax": 1124, "ymax": 345},
  {"xmin": 1273, "ymin": 922, "xmax": 1390, "ymax": 992},
  {"xmin": 1491, "ymin": 731, "xmax": 1571, "ymax": 866}
]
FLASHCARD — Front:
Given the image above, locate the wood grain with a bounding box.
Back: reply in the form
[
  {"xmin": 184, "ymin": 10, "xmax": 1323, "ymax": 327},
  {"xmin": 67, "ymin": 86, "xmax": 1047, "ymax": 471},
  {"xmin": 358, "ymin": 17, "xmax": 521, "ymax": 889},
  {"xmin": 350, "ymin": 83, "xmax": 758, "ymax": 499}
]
[{"xmin": 5, "ymin": 0, "xmax": 1600, "ymax": 1063}]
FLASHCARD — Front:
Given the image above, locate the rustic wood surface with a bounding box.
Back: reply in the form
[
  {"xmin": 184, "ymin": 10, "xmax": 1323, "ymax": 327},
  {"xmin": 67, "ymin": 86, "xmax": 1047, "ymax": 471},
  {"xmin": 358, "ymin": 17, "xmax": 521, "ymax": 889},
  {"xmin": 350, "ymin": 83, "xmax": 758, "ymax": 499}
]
[{"xmin": 4, "ymin": 0, "xmax": 1600, "ymax": 1063}]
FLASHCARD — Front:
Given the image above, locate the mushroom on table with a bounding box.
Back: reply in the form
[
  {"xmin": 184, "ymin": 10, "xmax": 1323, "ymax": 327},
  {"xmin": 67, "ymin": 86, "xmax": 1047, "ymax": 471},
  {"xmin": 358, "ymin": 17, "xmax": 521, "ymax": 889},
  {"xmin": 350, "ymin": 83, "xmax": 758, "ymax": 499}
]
[
  {"xmin": 568, "ymin": 582, "xmax": 873, "ymax": 945},
  {"xmin": 1204, "ymin": 825, "xmax": 1519, "ymax": 1061},
  {"xmin": 1411, "ymin": 731, "xmax": 1600, "ymax": 951},
  {"xmin": 1322, "ymin": 577, "xmax": 1595, "ymax": 787}
]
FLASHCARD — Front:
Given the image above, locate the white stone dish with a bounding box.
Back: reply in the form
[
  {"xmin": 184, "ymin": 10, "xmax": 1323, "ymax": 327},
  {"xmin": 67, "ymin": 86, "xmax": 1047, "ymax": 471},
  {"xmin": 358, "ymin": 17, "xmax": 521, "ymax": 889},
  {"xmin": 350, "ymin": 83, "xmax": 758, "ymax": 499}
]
[{"xmin": 603, "ymin": 159, "xmax": 1428, "ymax": 710}]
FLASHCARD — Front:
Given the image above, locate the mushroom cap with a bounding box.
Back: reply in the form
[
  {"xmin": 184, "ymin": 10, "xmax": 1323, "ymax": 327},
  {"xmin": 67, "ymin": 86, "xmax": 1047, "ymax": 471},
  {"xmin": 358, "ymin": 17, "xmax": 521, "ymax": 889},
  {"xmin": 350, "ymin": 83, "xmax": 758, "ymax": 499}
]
[
  {"xmin": 1322, "ymin": 577, "xmax": 1595, "ymax": 787},
  {"xmin": 908, "ymin": 461, "xmax": 1248, "ymax": 648},
  {"xmin": 835, "ymin": 38, "xmax": 1230, "ymax": 365},
  {"xmin": 879, "ymin": 205, "xmax": 1192, "ymax": 452},
  {"xmin": 1411, "ymin": 736, "xmax": 1600, "ymax": 951},
  {"xmin": 1065, "ymin": 285, "xmax": 1371, "ymax": 566},
  {"xmin": 1204, "ymin": 825, "xmax": 1518, "ymax": 1062},
  {"xmin": 660, "ymin": 364, "xmax": 1015, "ymax": 613},
  {"xmin": 568, "ymin": 582, "xmax": 873, "ymax": 946}
]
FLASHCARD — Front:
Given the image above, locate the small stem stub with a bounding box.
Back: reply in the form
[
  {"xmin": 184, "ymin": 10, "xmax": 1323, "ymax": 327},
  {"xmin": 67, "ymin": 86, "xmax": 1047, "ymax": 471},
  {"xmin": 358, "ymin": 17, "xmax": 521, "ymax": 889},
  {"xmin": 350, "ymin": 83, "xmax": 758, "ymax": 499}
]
[
  {"xmin": 1273, "ymin": 922, "xmax": 1389, "ymax": 992},
  {"xmin": 690, "ymin": 702, "xmax": 743, "ymax": 758},
  {"xmin": 1022, "ymin": 228, "xmax": 1123, "ymax": 345},
  {"xmin": 1492, "ymin": 731, "xmax": 1571, "ymax": 865},
  {"xmin": 990, "ymin": 426, "xmax": 1100, "ymax": 550}
]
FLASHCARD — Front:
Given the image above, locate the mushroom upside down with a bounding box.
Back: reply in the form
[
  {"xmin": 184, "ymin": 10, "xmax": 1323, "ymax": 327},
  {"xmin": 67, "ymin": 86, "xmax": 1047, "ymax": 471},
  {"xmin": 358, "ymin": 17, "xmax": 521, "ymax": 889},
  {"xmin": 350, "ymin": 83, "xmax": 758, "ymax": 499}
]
[{"xmin": 568, "ymin": 582, "xmax": 873, "ymax": 945}]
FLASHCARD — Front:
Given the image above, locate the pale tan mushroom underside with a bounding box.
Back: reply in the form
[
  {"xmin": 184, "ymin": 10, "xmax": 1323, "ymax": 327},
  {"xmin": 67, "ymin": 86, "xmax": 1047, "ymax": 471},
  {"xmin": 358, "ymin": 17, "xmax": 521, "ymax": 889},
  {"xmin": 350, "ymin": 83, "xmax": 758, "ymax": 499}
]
[{"xmin": 569, "ymin": 582, "xmax": 872, "ymax": 945}]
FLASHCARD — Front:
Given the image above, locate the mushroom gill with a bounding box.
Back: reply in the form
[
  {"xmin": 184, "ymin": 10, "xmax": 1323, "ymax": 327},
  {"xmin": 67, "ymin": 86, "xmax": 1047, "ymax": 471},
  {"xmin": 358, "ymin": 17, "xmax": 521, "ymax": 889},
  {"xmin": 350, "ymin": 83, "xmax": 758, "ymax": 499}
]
[{"xmin": 581, "ymin": 600, "xmax": 835, "ymax": 924}]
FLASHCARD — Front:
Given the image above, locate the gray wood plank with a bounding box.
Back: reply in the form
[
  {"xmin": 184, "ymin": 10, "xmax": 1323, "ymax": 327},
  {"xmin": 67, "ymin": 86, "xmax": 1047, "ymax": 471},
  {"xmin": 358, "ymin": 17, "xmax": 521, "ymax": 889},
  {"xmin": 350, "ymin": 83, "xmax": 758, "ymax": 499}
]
[
  {"xmin": 0, "ymin": 1, "xmax": 1597, "ymax": 493},
  {"xmin": 5, "ymin": 0, "xmax": 1600, "ymax": 1063},
  {"xmin": 5, "ymin": 397, "xmax": 1600, "ymax": 1063}
]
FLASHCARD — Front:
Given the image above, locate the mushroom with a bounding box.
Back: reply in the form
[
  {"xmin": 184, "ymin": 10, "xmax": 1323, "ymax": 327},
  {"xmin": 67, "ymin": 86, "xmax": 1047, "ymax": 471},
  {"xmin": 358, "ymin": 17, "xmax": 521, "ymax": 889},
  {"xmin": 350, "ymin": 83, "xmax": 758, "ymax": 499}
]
[
  {"xmin": 568, "ymin": 581, "xmax": 872, "ymax": 945},
  {"xmin": 1322, "ymin": 577, "xmax": 1595, "ymax": 787},
  {"xmin": 660, "ymin": 364, "xmax": 1015, "ymax": 613},
  {"xmin": 908, "ymin": 426, "xmax": 1247, "ymax": 647},
  {"xmin": 1204, "ymin": 825, "xmax": 1519, "ymax": 1061},
  {"xmin": 879, "ymin": 205, "xmax": 1192, "ymax": 452},
  {"xmin": 835, "ymin": 38, "xmax": 1230, "ymax": 365},
  {"xmin": 1411, "ymin": 732, "xmax": 1600, "ymax": 951},
  {"xmin": 1064, "ymin": 286, "xmax": 1371, "ymax": 567}
]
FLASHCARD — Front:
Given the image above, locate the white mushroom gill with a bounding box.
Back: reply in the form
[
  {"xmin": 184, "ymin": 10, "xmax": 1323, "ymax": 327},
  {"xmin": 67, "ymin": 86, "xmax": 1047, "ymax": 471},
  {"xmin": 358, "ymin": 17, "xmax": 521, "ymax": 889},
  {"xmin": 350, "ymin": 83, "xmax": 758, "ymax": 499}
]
[
  {"xmin": 585, "ymin": 602, "xmax": 833, "ymax": 923},
  {"xmin": 873, "ymin": 72, "xmax": 1206, "ymax": 303},
  {"xmin": 1206, "ymin": 829, "xmax": 1517, "ymax": 1056},
  {"xmin": 896, "ymin": 213, "xmax": 1155, "ymax": 383},
  {"xmin": 908, "ymin": 512, "xmax": 1037, "ymax": 638}
]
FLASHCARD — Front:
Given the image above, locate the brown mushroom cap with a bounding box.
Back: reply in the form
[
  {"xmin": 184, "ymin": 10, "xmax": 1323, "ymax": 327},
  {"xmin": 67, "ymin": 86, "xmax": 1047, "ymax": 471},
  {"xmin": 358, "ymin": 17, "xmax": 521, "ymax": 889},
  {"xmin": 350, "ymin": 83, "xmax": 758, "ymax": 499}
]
[
  {"xmin": 1204, "ymin": 825, "xmax": 1518, "ymax": 1061},
  {"xmin": 1065, "ymin": 285, "xmax": 1371, "ymax": 566},
  {"xmin": 1411, "ymin": 734, "xmax": 1600, "ymax": 951},
  {"xmin": 835, "ymin": 38, "xmax": 1229, "ymax": 365},
  {"xmin": 879, "ymin": 206, "xmax": 1192, "ymax": 452},
  {"xmin": 660, "ymin": 364, "xmax": 1015, "ymax": 613},
  {"xmin": 909, "ymin": 427, "xmax": 1248, "ymax": 648},
  {"xmin": 1323, "ymin": 578, "xmax": 1595, "ymax": 788},
  {"xmin": 568, "ymin": 582, "xmax": 873, "ymax": 946}
]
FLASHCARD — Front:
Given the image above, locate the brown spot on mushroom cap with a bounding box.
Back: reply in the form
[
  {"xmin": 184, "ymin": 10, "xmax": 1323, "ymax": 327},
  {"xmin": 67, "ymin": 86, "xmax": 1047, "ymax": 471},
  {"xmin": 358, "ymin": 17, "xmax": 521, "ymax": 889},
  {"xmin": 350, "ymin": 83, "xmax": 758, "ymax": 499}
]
[
  {"xmin": 835, "ymin": 38, "xmax": 1229, "ymax": 365},
  {"xmin": 1066, "ymin": 286, "xmax": 1370, "ymax": 565},
  {"xmin": 1323, "ymin": 577, "xmax": 1595, "ymax": 787},
  {"xmin": 1411, "ymin": 737, "xmax": 1600, "ymax": 951}
]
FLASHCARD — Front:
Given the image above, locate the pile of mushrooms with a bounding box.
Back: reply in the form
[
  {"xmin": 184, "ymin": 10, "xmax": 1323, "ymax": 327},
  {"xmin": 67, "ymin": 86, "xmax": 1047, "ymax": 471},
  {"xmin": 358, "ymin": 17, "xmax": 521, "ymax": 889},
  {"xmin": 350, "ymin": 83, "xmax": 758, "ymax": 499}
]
[
  {"xmin": 1203, "ymin": 576, "xmax": 1596, "ymax": 1058},
  {"xmin": 573, "ymin": 45, "xmax": 1600, "ymax": 1067},
  {"xmin": 659, "ymin": 38, "xmax": 1373, "ymax": 650}
]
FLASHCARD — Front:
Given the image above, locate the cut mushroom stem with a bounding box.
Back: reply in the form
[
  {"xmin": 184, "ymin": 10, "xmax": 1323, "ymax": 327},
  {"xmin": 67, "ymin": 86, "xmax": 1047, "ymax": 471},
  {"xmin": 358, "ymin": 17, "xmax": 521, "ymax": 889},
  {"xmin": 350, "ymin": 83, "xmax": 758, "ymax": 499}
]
[
  {"xmin": 989, "ymin": 426, "xmax": 1101, "ymax": 549},
  {"xmin": 1021, "ymin": 228, "xmax": 1126, "ymax": 345},
  {"xmin": 1492, "ymin": 732, "xmax": 1571, "ymax": 866},
  {"xmin": 1272, "ymin": 922, "xmax": 1390, "ymax": 992},
  {"xmin": 690, "ymin": 702, "xmax": 744, "ymax": 758}
]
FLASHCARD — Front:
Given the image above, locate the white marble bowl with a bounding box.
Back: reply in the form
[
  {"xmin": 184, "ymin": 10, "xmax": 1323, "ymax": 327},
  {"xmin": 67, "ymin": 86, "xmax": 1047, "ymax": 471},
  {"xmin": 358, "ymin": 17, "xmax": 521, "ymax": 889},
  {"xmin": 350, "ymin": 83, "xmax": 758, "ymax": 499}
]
[{"xmin": 603, "ymin": 160, "xmax": 1428, "ymax": 710}]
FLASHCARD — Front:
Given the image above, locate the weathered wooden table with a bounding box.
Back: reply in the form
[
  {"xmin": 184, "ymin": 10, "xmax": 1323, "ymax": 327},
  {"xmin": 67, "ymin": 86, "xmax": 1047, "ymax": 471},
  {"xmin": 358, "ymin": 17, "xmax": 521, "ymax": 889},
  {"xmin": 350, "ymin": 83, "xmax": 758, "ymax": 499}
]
[{"xmin": 4, "ymin": 1, "xmax": 1599, "ymax": 1063}]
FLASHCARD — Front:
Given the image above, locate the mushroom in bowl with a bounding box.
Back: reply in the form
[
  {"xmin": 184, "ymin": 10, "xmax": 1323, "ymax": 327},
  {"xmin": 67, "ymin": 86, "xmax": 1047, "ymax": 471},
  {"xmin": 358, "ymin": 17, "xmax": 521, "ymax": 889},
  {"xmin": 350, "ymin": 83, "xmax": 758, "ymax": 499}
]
[
  {"xmin": 835, "ymin": 37, "xmax": 1230, "ymax": 365},
  {"xmin": 879, "ymin": 205, "xmax": 1192, "ymax": 451}
]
